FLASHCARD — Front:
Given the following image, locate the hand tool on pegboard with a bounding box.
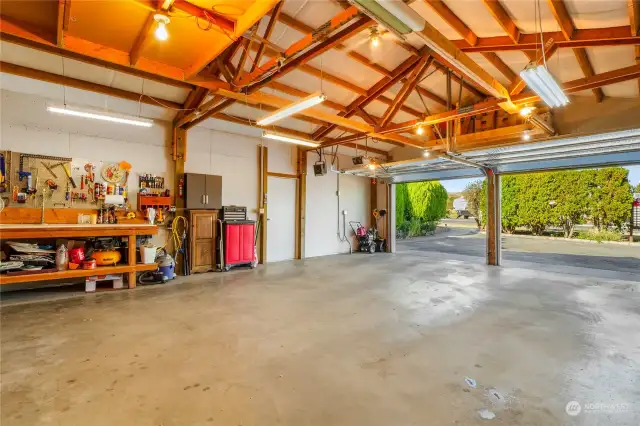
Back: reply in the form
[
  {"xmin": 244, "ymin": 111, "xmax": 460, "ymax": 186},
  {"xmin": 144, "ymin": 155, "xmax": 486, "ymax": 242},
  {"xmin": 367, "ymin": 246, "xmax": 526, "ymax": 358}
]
[
  {"xmin": 60, "ymin": 163, "xmax": 77, "ymax": 188},
  {"xmin": 41, "ymin": 161, "xmax": 58, "ymax": 178}
]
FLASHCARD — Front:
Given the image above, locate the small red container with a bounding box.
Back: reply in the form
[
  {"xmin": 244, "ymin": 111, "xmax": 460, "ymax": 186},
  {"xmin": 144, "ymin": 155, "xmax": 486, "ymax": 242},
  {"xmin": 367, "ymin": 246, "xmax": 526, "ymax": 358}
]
[
  {"xmin": 69, "ymin": 247, "xmax": 85, "ymax": 264},
  {"xmin": 82, "ymin": 259, "xmax": 96, "ymax": 270}
]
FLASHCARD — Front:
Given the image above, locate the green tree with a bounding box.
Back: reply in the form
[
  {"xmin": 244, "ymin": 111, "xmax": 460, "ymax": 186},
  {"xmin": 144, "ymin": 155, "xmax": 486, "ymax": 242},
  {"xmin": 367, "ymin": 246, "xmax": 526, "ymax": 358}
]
[
  {"xmin": 462, "ymin": 180, "xmax": 484, "ymax": 227},
  {"xmin": 395, "ymin": 183, "xmax": 409, "ymax": 227},
  {"xmin": 407, "ymin": 181, "xmax": 448, "ymax": 222},
  {"xmin": 500, "ymin": 175, "xmax": 521, "ymax": 234},
  {"xmin": 516, "ymin": 173, "xmax": 554, "ymax": 235},
  {"xmin": 587, "ymin": 168, "xmax": 633, "ymax": 230},
  {"xmin": 547, "ymin": 170, "xmax": 589, "ymax": 238}
]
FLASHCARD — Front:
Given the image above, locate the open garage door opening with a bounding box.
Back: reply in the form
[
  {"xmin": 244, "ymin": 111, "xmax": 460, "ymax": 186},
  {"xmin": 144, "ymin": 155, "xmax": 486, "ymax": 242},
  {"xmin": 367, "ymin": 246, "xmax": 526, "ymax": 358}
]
[
  {"xmin": 394, "ymin": 177, "xmax": 487, "ymax": 265},
  {"xmin": 499, "ymin": 165, "xmax": 640, "ymax": 279}
]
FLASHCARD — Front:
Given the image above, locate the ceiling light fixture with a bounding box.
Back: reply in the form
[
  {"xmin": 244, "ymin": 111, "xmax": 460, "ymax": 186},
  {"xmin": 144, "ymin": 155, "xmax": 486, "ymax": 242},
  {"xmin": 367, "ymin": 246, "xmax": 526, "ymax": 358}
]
[
  {"xmin": 47, "ymin": 105, "xmax": 153, "ymax": 127},
  {"xmin": 423, "ymin": 150, "xmax": 431, "ymax": 158},
  {"xmin": 519, "ymin": 106, "xmax": 536, "ymax": 117},
  {"xmin": 256, "ymin": 92, "xmax": 326, "ymax": 126},
  {"xmin": 416, "ymin": 125, "xmax": 425, "ymax": 135},
  {"xmin": 519, "ymin": 64, "xmax": 569, "ymax": 108},
  {"xmin": 154, "ymin": 14, "xmax": 170, "ymax": 41},
  {"xmin": 262, "ymin": 131, "xmax": 320, "ymax": 148},
  {"xmin": 367, "ymin": 163, "xmax": 376, "ymax": 170},
  {"xmin": 522, "ymin": 132, "xmax": 531, "ymax": 141},
  {"xmin": 369, "ymin": 27, "xmax": 380, "ymax": 48}
]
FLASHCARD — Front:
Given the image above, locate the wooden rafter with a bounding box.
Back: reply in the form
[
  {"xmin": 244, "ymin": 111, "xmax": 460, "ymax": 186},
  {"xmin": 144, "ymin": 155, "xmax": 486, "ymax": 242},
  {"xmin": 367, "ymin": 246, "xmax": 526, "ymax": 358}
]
[
  {"xmin": 546, "ymin": 0, "xmax": 575, "ymax": 40},
  {"xmin": 481, "ymin": 52, "xmax": 517, "ymax": 83},
  {"xmin": 424, "ymin": 0, "xmax": 478, "ymax": 46},
  {"xmin": 237, "ymin": 6, "xmax": 367, "ymax": 89},
  {"xmin": 251, "ymin": 1, "xmax": 283, "ymax": 74},
  {"xmin": 454, "ymin": 26, "xmax": 638, "ymax": 52},
  {"xmin": 636, "ymin": 45, "xmax": 640, "ymax": 93},
  {"xmin": 272, "ymin": 11, "xmax": 447, "ymax": 106},
  {"xmin": 249, "ymin": 44, "xmax": 424, "ymax": 117},
  {"xmin": 380, "ymin": 63, "xmax": 640, "ymax": 134},
  {"xmin": 312, "ymin": 55, "xmax": 423, "ymax": 141},
  {"xmin": 56, "ymin": 0, "xmax": 69, "ymax": 47},
  {"xmin": 241, "ymin": 15, "xmax": 373, "ymax": 93},
  {"xmin": 546, "ymin": 0, "xmax": 604, "ymax": 102},
  {"xmin": 573, "ymin": 48, "xmax": 605, "ymax": 102},
  {"xmin": 170, "ymin": 0, "xmax": 235, "ymax": 33},
  {"xmin": 183, "ymin": 99, "xmax": 235, "ymax": 129},
  {"xmin": 130, "ymin": 13, "xmax": 156, "ymax": 66},
  {"xmin": 355, "ymin": 107, "xmax": 379, "ymax": 127},
  {"xmin": 380, "ymin": 56, "xmax": 434, "ymax": 128},
  {"xmin": 630, "ymin": 0, "xmax": 640, "ymax": 36},
  {"xmin": 0, "ymin": 61, "xmax": 183, "ymax": 109},
  {"xmin": 482, "ymin": 0, "xmax": 520, "ymax": 44},
  {"xmin": 423, "ymin": 0, "xmax": 517, "ymax": 85}
]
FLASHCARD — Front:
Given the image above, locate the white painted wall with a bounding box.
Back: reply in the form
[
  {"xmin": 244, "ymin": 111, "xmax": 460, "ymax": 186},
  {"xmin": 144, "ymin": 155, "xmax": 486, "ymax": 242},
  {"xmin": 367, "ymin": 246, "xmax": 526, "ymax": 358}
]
[
  {"xmin": 0, "ymin": 85, "xmax": 372, "ymax": 261},
  {"xmin": 305, "ymin": 152, "xmax": 371, "ymax": 258},
  {"xmin": 184, "ymin": 127, "xmax": 297, "ymax": 220}
]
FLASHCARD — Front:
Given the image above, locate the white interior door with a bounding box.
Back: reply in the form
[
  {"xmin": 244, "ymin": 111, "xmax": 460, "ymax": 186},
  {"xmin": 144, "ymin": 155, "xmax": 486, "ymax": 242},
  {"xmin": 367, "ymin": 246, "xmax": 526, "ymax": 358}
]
[{"xmin": 267, "ymin": 177, "xmax": 296, "ymax": 262}]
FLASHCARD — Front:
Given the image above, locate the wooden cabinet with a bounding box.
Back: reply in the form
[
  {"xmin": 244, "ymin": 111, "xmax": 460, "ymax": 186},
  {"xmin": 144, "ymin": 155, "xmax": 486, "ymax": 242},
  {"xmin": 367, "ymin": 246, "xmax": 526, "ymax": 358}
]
[
  {"xmin": 185, "ymin": 173, "xmax": 222, "ymax": 210},
  {"xmin": 189, "ymin": 210, "xmax": 218, "ymax": 273}
]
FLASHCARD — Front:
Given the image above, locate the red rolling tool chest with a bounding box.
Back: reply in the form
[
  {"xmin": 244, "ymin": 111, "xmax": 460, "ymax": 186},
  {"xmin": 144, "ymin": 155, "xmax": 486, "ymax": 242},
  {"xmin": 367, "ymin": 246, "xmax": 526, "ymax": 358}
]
[{"xmin": 218, "ymin": 206, "xmax": 256, "ymax": 271}]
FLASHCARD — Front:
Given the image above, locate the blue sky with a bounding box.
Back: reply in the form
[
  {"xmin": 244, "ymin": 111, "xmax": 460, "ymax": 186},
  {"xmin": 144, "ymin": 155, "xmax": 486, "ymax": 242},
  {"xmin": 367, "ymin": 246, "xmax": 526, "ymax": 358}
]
[{"xmin": 441, "ymin": 165, "xmax": 640, "ymax": 194}]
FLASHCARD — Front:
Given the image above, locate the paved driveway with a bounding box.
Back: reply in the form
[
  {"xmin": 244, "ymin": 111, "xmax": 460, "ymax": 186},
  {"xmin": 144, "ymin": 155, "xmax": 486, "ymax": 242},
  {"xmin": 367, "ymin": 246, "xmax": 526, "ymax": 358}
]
[{"xmin": 398, "ymin": 227, "xmax": 640, "ymax": 277}]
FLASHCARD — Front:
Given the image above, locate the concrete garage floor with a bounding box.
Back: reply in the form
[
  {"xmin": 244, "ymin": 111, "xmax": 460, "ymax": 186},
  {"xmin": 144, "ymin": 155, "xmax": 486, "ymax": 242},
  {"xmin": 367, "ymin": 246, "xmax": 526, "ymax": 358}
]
[{"xmin": 2, "ymin": 253, "xmax": 639, "ymax": 426}]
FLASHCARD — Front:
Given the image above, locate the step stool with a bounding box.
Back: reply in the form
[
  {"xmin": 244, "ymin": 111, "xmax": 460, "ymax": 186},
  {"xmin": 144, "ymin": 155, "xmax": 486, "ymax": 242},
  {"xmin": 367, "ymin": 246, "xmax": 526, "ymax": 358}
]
[{"xmin": 86, "ymin": 274, "xmax": 124, "ymax": 292}]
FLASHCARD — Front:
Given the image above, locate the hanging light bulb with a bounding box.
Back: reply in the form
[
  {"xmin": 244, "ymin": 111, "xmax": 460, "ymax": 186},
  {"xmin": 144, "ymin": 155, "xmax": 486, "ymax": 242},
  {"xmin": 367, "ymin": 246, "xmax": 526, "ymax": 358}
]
[
  {"xmin": 367, "ymin": 163, "xmax": 376, "ymax": 170},
  {"xmin": 423, "ymin": 150, "xmax": 431, "ymax": 158},
  {"xmin": 522, "ymin": 132, "xmax": 531, "ymax": 141},
  {"xmin": 416, "ymin": 125, "xmax": 425, "ymax": 135},
  {"xmin": 154, "ymin": 14, "xmax": 170, "ymax": 41},
  {"xmin": 519, "ymin": 106, "xmax": 536, "ymax": 117},
  {"xmin": 369, "ymin": 27, "xmax": 380, "ymax": 48}
]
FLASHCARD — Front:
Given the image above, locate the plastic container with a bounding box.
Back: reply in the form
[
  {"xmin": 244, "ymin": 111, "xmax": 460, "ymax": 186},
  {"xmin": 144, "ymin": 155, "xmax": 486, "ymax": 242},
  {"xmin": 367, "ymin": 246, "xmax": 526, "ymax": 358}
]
[
  {"xmin": 140, "ymin": 245, "xmax": 157, "ymax": 264},
  {"xmin": 55, "ymin": 245, "xmax": 68, "ymax": 271}
]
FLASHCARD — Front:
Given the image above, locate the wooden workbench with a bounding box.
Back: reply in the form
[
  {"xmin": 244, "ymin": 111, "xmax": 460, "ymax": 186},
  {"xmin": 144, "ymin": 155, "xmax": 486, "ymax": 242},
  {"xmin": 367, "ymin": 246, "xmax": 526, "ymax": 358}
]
[{"xmin": 0, "ymin": 223, "xmax": 158, "ymax": 288}]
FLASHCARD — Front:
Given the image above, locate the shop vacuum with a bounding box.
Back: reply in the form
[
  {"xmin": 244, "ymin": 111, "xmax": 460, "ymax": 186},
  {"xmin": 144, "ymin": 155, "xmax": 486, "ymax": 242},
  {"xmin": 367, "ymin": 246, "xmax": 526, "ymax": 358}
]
[{"xmin": 138, "ymin": 250, "xmax": 176, "ymax": 285}]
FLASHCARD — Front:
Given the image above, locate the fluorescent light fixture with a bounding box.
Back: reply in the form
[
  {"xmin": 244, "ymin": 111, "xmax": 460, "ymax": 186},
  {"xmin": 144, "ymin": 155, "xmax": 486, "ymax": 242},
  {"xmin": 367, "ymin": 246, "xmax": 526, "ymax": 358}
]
[
  {"xmin": 47, "ymin": 105, "xmax": 153, "ymax": 127},
  {"xmin": 519, "ymin": 64, "xmax": 569, "ymax": 108},
  {"xmin": 262, "ymin": 131, "xmax": 320, "ymax": 148},
  {"xmin": 256, "ymin": 92, "xmax": 326, "ymax": 126}
]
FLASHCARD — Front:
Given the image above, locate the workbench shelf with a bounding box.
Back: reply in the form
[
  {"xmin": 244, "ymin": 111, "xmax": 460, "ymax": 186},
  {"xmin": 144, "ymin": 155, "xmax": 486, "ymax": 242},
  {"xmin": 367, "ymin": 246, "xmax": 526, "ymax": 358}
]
[
  {"xmin": 0, "ymin": 264, "xmax": 158, "ymax": 285},
  {"xmin": 0, "ymin": 223, "xmax": 158, "ymax": 288}
]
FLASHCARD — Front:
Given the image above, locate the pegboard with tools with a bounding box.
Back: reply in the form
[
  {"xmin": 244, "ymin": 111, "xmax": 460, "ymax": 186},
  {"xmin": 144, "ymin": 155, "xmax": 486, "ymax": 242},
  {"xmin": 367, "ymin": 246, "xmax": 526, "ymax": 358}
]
[{"xmin": 0, "ymin": 151, "xmax": 109, "ymax": 209}]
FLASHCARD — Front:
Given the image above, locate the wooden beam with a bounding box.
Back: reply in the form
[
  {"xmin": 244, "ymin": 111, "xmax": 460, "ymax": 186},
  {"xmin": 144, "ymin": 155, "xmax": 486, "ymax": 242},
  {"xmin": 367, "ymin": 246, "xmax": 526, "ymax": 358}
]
[
  {"xmin": 273, "ymin": 11, "xmax": 448, "ymax": 106},
  {"xmin": 251, "ymin": 1, "xmax": 283, "ymax": 73},
  {"xmin": 312, "ymin": 56, "xmax": 422, "ymax": 140},
  {"xmin": 355, "ymin": 106, "xmax": 379, "ymax": 127},
  {"xmin": 241, "ymin": 14, "xmax": 373, "ymax": 93},
  {"xmin": 170, "ymin": 0, "xmax": 235, "ymax": 33},
  {"xmin": 380, "ymin": 56, "xmax": 434, "ymax": 128},
  {"xmin": 455, "ymin": 26, "xmax": 638, "ymax": 52},
  {"xmin": 382, "ymin": 63, "xmax": 640, "ymax": 133},
  {"xmin": 296, "ymin": 147, "xmax": 307, "ymax": 259},
  {"xmin": 414, "ymin": 19, "xmax": 514, "ymax": 107},
  {"xmin": 130, "ymin": 12, "xmax": 156, "ymax": 66},
  {"xmin": 0, "ymin": 61, "xmax": 183, "ymax": 109},
  {"xmin": 546, "ymin": 0, "xmax": 575, "ymax": 40},
  {"xmin": 181, "ymin": 0, "xmax": 279, "ymax": 78},
  {"xmin": 630, "ymin": 0, "xmax": 640, "ymax": 35},
  {"xmin": 481, "ymin": 52, "xmax": 517, "ymax": 83},
  {"xmin": 174, "ymin": 88, "xmax": 213, "ymax": 127},
  {"xmin": 546, "ymin": 0, "xmax": 604, "ymax": 102},
  {"xmin": 636, "ymin": 45, "xmax": 640, "ymax": 93},
  {"xmin": 573, "ymin": 48, "xmax": 605, "ymax": 102},
  {"xmin": 423, "ymin": 0, "xmax": 478, "ymax": 46},
  {"xmin": 482, "ymin": 0, "xmax": 520, "ymax": 44},
  {"xmin": 56, "ymin": 0, "xmax": 69, "ymax": 47},
  {"xmin": 486, "ymin": 170, "xmax": 500, "ymax": 266}
]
